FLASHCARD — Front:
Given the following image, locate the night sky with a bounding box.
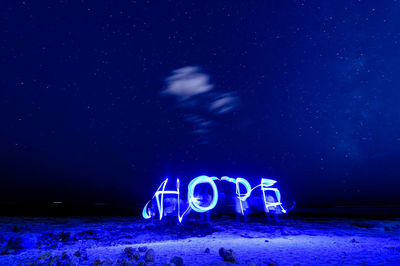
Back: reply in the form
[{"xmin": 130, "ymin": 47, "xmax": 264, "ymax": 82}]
[{"xmin": 1, "ymin": 0, "xmax": 400, "ymax": 209}]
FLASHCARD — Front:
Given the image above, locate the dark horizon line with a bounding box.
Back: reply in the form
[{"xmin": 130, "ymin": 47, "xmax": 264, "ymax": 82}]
[{"xmin": 0, "ymin": 201, "xmax": 399, "ymax": 219}]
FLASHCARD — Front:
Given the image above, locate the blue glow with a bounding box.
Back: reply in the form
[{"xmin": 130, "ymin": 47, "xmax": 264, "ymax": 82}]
[
  {"xmin": 221, "ymin": 176, "xmax": 235, "ymax": 183},
  {"xmin": 142, "ymin": 178, "xmax": 190, "ymax": 222},
  {"xmin": 143, "ymin": 175, "xmax": 289, "ymax": 222},
  {"xmin": 142, "ymin": 201, "xmax": 151, "ymax": 219},
  {"xmin": 235, "ymin": 177, "xmax": 252, "ymax": 215},
  {"xmin": 259, "ymin": 178, "xmax": 287, "ymax": 214},
  {"xmin": 221, "ymin": 176, "xmax": 252, "ymax": 215},
  {"xmin": 142, "ymin": 179, "xmax": 168, "ymax": 219},
  {"xmin": 187, "ymin": 175, "xmax": 219, "ymax": 213}
]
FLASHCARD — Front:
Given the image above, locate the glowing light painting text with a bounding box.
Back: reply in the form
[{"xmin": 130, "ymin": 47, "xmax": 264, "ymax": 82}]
[{"xmin": 142, "ymin": 175, "xmax": 287, "ymax": 222}]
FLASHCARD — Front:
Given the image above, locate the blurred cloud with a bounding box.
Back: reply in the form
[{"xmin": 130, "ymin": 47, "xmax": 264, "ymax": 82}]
[
  {"xmin": 209, "ymin": 92, "xmax": 239, "ymax": 114},
  {"xmin": 162, "ymin": 66, "xmax": 214, "ymax": 100},
  {"xmin": 161, "ymin": 66, "xmax": 239, "ymax": 142}
]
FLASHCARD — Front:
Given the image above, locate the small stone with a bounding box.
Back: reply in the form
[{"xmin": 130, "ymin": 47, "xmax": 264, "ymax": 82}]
[
  {"xmin": 205, "ymin": 247, "xmax": 210, "ymax": 253},
  {"xmin": 219, "ymin": 247, "xmax": 236, "ymax": 263},
  {"xmin": 93, "ymin": 258, "xmax": 103, "ymax": 265},
  {"xmin": 170, "ymin": 256, "xmax": 183, "ymax": 266},
  {"xmin": 61, "ymin": 251, "xmax": 69, "ymax": 260},
  {"xmin": 133, "ymin": 252, "xmax": 140, "ymax": 260},
  {"xmin": 351, "ymin": 238, "xmax": 359, "ymax": 243},
  {"xmin": 122, "ymin": 247, "xmax": 138, "ymax": 260},
  {"xmin": 74, "ymin": 249, "xmax": 88, "ymax": 261},
  {"xmin": 265, "ymin": 239, "xmax": 269, "ymax": 242},
  {"xmin": 117, "ymin": 258, "xmax": 133, "ymax": 265},
  {"xmin": 219, "ymin": 248, "xmax": 225, "ymax": 257},
  {"xmin": 124, "ymin": 247, "xmax": 136, "ymax": 254},
  {"xmin": 137, "ymin": 259, "xmax": 147, "ymax": 266},
  {"xmin": 59, "ymin": 232, "xmax": 71, "ymax": 242},
  {"xmin": 144, "ymin": 248, "xmax": 155, "ymax": 262},
  {"xmin": 138, "ymin": 246, "xmax": 148, "ymax": 252}
]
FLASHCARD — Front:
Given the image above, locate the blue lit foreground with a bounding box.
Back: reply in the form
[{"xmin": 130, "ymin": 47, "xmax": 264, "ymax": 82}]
[{"xmin": 142, "ymin": 175, "xmax": 288, "ymax": 222}]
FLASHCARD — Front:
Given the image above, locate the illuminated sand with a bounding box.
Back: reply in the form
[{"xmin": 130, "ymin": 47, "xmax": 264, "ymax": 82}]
[{"xmin": 0, "ymin": 216, "xmax": 399, "ymax": 265}]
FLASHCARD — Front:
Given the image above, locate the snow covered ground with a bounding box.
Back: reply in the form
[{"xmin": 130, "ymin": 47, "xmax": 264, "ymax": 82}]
[{"xmin": 0, "ymin": 215, "xmax": 399, "ymax": 265}]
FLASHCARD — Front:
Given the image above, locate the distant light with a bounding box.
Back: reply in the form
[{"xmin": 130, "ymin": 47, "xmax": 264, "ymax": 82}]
[{"xmin": 52, "ymin": 201, "xmax": 63, "ymax": 204}]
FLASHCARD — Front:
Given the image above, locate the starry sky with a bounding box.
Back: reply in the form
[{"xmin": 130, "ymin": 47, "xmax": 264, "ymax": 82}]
[{"xmin": 1, "ymin": 0, "xmax": 400, "ymax": 209}]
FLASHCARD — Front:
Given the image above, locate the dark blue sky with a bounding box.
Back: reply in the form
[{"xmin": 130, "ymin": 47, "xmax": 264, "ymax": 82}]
[{"xmin": 1, "ymin": 0, "xmax": 400, "ymax": 208}]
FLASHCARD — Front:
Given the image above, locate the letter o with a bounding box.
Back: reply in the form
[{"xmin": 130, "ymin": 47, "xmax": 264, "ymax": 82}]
[{"xmin": 187, "ymin": 175, "xmax": 218, "ymax": 213}]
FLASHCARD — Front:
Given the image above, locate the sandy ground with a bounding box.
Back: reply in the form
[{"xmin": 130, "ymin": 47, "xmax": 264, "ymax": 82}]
[{"xmin": 0, "ymin": 215, "xmax": 399, "ymax": 265}]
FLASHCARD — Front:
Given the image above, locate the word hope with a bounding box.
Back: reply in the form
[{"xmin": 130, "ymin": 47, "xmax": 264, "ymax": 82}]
[{"xmin": 142, "ymin": 175, "xmax": 287, "ymax": 223}]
